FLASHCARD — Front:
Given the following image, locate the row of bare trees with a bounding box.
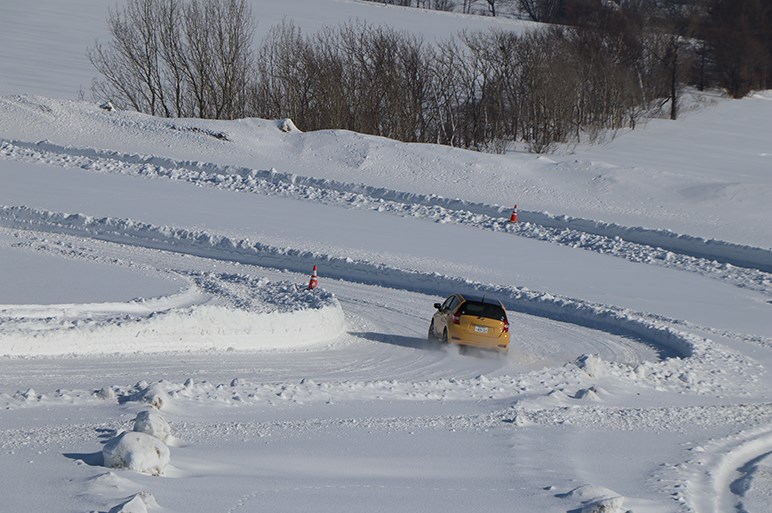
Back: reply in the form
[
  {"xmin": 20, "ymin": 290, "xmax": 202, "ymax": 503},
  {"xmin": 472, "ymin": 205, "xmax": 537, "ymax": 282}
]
[
  {"xmin": 366, "ymin": 0, "xmax": 772, "ymax": 103},
  {"xmin": 364, "ymin": 0, "xmax": 495, "ymax": 15},
  {"xmin": 252, "ymin": 20, "xmax": 662, "ymax": 152},
  {"xmin": 88, "ymin": 0, "xmax": 677, "ymax": 152}
]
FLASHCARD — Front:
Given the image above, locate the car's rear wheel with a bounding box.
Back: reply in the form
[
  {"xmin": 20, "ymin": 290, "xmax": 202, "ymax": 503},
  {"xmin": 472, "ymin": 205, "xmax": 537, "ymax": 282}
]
[
  {"xmin": 441, "ymin": 329, "xmax": 448, "ymax": 344},
  {"xmin": 427, "ymin": 320, "xmax": 436, "ymax": 341}
]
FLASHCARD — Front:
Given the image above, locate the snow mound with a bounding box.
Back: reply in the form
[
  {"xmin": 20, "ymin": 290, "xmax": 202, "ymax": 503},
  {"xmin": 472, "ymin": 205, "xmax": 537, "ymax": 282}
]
[
  {"xmin": 133, "ymin": 382, "xmax": 171, "ymax": 410},
  {"xmin": 133, "ymin": 409, "xmax": 172, "ymax": 443},
  {"xmin": 559, "ymin": 485, "xmax": 626, "ymax": 513},
  {"xmin": 573, "ymin": 386, "xmax": 604, "ymax": 401},
  {"xmin": 108, "ymin": 492, "xmax": 159, "ymax": 513},
  {"xmin": 581, "ymin": 496, "xmax": 625, "ymax": 513},
  {"xmin": 102, "ymin": 431, "xmax": 170, "ymax": 476}
]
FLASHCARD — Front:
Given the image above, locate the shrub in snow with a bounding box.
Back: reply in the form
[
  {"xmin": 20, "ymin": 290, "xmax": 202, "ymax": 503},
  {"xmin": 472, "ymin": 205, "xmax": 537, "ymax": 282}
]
[
  {"xmin": 103, "ymin": 431, "xmax": 170, "ymax": 476},
  {"xmin": 107, "ymin": 492, "xmax": 159, "ymax": 513},
  {"xmin": 133, "ymin": 409, "xmax": 171, "ymax": 443}
]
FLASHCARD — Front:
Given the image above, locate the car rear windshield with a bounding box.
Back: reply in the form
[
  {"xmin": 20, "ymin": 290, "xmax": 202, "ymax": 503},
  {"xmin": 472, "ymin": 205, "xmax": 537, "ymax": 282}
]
[{"xmin": 458, "ymin": 301, "xmax": 506, "ymax": 321}]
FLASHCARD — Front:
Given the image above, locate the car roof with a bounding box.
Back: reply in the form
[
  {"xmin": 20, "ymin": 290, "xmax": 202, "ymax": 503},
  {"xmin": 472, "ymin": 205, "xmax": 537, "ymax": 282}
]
[{"xmin": 457, "ymin": 294, "xmax": 504, "ymax": 307}]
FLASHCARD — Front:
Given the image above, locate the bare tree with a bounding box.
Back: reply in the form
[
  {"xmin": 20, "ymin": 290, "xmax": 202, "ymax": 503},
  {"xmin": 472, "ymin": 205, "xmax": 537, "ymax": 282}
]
[
  {"xmin": 88, "ymin": 0, "xmax": 165, "ymax": 115},
  {"xmin": 517, "ymin": 0, "xmax": 561, "ymax": 21},
  {"xmin": 89, "ymin": 0, "xmax": 254, "ymax": 119}
]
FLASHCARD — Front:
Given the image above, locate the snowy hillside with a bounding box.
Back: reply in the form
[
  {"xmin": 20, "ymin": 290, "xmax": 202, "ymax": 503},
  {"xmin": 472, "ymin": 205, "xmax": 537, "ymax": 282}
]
[{"xmin": 1, "ymin": 2, "xmax": 772, "ymax": 513}]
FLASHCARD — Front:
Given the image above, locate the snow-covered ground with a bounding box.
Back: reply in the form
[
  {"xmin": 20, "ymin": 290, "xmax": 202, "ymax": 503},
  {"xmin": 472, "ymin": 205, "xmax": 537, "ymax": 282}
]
[{"xmin": 1, "ymin": 2, "xmax": 772, "ymax": 513}]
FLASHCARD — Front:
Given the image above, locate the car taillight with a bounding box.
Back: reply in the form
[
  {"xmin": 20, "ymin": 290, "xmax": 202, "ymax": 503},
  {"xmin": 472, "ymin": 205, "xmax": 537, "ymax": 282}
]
[
  {"xmin": 503, "ymin": 321, "xmax": 509, "ymax": 333},
  {"xmin": 451, "ymin": 314, "xmax": 461, "ymax": 324}
]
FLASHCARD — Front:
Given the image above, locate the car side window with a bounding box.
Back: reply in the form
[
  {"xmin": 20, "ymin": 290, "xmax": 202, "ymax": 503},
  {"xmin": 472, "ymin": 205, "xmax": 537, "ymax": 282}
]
[
  {"xmin": 441, "ymin": 296, "xmax": 454, "ymax": 311},
  {"xmin": 447, "ymin": 296, "xmax": 461, "ymax": 312}
]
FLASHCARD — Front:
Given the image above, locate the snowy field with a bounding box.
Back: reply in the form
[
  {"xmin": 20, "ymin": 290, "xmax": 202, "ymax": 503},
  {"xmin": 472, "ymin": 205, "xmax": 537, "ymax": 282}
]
[{"xmin": 1, "ymin": 1, "xmax": 772, "ymax": 513}]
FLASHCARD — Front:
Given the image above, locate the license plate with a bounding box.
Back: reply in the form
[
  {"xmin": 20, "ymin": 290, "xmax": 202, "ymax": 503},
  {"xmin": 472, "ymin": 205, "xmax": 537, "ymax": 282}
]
[{"xmin": 474, "ymin": 326, "xmax": 489, "ymax": 333}]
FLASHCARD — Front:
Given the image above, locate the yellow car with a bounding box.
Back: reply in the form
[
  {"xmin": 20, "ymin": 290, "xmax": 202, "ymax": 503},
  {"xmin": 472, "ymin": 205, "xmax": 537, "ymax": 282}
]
[{"xmin": 428, "ymin": 294, "xmax": 510, "ymax": 353}]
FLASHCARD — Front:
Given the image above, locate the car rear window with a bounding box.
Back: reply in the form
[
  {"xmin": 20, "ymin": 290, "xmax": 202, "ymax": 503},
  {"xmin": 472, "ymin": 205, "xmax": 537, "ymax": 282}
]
[{"xmin": 458, "ymin": 301, "xmax": 506, "ymax": 321}]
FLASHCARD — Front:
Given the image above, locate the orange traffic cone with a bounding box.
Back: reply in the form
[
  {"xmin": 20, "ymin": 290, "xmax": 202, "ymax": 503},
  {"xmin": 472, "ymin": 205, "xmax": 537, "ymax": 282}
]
[
  {"xmin": 509, "ymin": 204, "xmax": 518, "ymax": 223},
  {"xmin": 307, "ymin": 265, "xmax": 318, "ymax": 290}
]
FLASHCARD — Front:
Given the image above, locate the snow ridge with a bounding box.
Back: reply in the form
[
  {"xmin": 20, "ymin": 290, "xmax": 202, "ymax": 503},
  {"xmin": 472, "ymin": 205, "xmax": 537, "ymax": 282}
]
[{"xmin": 2, "ymin": 138, "xmax": 769, "ymax": 292}]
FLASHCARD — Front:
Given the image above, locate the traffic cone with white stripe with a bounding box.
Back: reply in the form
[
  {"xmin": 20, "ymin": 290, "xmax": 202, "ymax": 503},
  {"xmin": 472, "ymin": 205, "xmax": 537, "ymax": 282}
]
[
  {"xmin": 509, "ymin": 204, "xmax": 518, "ymax": 223},
  {"xmin": 307, "ymin": 265, "xmax": 318, "ymax": 290}
]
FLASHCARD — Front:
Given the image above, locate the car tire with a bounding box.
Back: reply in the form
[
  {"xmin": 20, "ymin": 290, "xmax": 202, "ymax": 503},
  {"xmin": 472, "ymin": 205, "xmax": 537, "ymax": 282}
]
[
  {"xmin": 428, "ymin": 320, "xmax": 436, "ymax": 341},
  {"xmin": 441, "ymin": 329, "xmax": 448, "ymax": 344}
]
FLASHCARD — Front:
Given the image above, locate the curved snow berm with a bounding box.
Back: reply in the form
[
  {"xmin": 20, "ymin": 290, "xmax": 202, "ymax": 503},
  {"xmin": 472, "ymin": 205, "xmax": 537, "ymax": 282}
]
[{"xmin": 0, "ymin": 273, "xmax": 344, "ymax": 356}]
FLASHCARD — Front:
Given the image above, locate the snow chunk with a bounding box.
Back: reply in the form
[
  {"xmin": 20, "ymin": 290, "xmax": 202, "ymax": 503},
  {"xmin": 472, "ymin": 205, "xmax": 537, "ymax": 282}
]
[
  {"xmin": 19, "ymin": 388, "xmax": 38, "ymax": 401},
  {"xmin": 576, "ymin": 354, "xmax": 604, "ymax": 378},
  {"xmin": 102, "ymin": 431, "xmax": 170, "ymax": 476},
  {"xmin": 95, "ymin": 386, "xmax": 117, "ymax": 401},
  {"xmin": 133, "ymin": 409, "xmax": 172, "ymax": 443},
  {"xmin": 507, "ymin": 411, "xmax": 532, "ymax": 427},
  {"xmin": 277, "ymin": 118, "xmax": 298, "ymax": 132}
]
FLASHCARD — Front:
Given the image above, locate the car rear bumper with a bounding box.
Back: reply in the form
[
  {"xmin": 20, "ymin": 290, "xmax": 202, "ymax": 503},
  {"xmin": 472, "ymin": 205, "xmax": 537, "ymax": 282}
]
[{"xmin": 449, "ymin": 330, "xmax": 509, "ymax": 351}]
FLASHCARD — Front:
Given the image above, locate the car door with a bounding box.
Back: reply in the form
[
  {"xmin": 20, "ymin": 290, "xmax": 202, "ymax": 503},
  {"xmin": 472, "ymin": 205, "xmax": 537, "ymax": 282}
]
[
  {"xmin": 432, "ymin": 295, "xmax": 456, "ymax": 336},
  {"xmin": 441, "ymin": 295, "xmax": 462, "ymax": 334}
]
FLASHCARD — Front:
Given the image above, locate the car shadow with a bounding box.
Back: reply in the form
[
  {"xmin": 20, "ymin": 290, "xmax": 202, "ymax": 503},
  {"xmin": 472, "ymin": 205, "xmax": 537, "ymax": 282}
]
[{"xmin": 350, "ymin": 331, "xmax": 443, "ymax": 352}]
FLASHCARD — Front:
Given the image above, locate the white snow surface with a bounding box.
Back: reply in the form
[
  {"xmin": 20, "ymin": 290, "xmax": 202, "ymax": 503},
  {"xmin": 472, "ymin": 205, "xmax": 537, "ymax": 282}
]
[{"xmin": 1, "ymin": 2, "xmax": 772, "ymax": 513}]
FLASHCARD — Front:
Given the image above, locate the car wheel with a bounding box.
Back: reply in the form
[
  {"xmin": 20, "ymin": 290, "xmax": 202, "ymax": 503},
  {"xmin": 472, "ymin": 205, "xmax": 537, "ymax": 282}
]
[
  {"xmin": 441, "ymin": 329, "xmax": 448, "ymax": 344},
  {"xmin": 428, "ymin": 320, "xmax": 436, "ymax": 341}
]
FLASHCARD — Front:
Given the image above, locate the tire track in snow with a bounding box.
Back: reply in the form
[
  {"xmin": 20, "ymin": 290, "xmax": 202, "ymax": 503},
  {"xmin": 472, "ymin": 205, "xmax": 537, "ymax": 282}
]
[
  {"xmin": 662, "ymin": 423, "xmax": 772, "ymax": 513},
  {"xmin": 1, "ymin": 139, "xmax": 769, "ymax": 293}
]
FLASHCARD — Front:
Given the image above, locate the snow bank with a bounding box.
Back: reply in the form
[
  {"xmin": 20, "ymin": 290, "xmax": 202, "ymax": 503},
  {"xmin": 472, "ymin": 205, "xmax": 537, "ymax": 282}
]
[
  {"xmin": 0, "ymin": 301, "xmax": 346, "ymax": 355},
  {"xmin": 0, "ymin": 268, "xmax": 345, "ymax": 355},
  {"xmin": 3, "ymin": 136, "xmax": 770, "ymax": 276},
  {"xmin": 102, "ymin": 431, "xmax": 170, "ymax": 476}
]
